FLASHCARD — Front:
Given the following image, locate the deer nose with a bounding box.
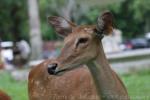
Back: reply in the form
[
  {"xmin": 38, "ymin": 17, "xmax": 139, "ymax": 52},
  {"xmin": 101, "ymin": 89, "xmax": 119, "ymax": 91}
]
[{"xmin": 47, "ymin": 63, "xmax": 58, "ymax": 75}]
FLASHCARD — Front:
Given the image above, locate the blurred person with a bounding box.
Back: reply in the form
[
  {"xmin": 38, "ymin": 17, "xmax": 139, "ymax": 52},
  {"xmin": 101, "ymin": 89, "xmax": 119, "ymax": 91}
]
[
  {"xmin": 13, "ymin": 37, "xmax": 31, "ymax": 67},
  {"xmin": 17, "ymin": 38, "xmax": 31, "ymax": 62},
  {"xmin": 0, "ymin": 39, "xmax": 14, "ymax": 70},
  {"xmin": 13, "ymin": 41, "xmax": 22, "ymax": 67}
]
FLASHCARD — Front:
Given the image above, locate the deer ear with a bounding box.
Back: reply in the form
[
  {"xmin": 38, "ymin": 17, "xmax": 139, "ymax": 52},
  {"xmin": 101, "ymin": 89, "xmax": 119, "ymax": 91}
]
[
  {"xmin": 96, "ymin": 11, "xmax": 114, "ymax": 35},
  {"xmin": 48, "ymin": 16, "xmax": 76, "ymax": 37}
]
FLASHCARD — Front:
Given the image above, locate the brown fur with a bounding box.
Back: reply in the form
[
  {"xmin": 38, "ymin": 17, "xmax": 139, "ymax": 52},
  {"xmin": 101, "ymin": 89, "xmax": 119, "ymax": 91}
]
[
  {"xmin": 28, "ymin": 60, "xmax": 98, "ymax": 100},
  {"xmin": 0, "ymin": 90, "xmax": 11, "ymax": 100}
]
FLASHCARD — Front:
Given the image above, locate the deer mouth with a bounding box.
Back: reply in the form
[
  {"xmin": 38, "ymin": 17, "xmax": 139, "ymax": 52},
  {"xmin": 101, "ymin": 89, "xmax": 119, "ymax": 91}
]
[
  {"xmin": 55, "ymin": 68, "xmax": 69, "ymax": 75},
  {"xmin": 55, "ymin": 64, "xmax": 83, "ymax": 75}
]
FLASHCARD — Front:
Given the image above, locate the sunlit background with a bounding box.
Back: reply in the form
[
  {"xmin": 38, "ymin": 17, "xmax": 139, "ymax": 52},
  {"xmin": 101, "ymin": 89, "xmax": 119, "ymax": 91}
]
[{"xmin": 0, "ymin": 0, "xmax": 150, "ymax": 100}]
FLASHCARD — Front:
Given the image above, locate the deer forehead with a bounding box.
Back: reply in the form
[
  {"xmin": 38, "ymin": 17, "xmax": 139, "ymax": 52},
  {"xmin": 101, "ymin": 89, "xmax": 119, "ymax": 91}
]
[
  {"xmin": 83, "ymin": 28, "xmax": 94, "ymax": 33},
  {"xmin": 73, "ymin": 26, "xmax": 94, "ymax": 33},
  {"xmin": 63, "ymin": 26, "xmax": 95, "ymax": 43},
  {"xmin": 64, "ymin": 32, "xmax": 91, "ymax": 43}
]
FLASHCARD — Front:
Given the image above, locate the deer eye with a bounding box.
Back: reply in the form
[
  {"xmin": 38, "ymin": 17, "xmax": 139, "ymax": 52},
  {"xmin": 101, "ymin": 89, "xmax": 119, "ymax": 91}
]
[
  {"xmin": 79, "ymin": 38, "xmax": 88, "ymax": 43},
  {"xmin": 76, "ymin": 37, "xmax": 89, "ymax": 48}
]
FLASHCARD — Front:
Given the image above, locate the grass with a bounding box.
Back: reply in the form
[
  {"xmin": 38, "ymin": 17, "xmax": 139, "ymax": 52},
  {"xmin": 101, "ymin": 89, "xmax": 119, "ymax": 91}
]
[
  {"xmin": 0, "ymin": 71, "xmax": 28, "ymax": 100},
  {"xmin": 121, "ymin": 70, "xmax": 150, "ymax": 100},
  {"xmin": 0, "ymin": 69, "xmax": 150, "ymax": 100}
]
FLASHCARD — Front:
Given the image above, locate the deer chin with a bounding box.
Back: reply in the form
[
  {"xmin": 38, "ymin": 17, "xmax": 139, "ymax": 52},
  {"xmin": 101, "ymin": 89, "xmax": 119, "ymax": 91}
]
[{"xmin": 55, "ymin": 64, "xmax": 83, "ymax": 76}]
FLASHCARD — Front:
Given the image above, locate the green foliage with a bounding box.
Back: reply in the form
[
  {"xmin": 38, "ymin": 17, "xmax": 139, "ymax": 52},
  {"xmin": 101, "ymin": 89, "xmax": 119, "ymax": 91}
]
[
  {"xmin": 108, "ymin": 0, "xmax": 150, "ymax": 39},
  {"xmin": 41, "ymin": 23, "xmax": 58, "ymax": 40},
  {"xmin": 39, "ymin": 0, "xmax": 60, "ymax": 40},
  {"xmin": 0, "ymin": 0, "xmax": 29, "ymax": 41},
  {"xmin": 1, "ymin": 0, "xmax": 149, "ymax": 40},
  {"xmin": 83, "ymin": 8, "xmax": 99, "ymax": 24},
  {"xmin": 132, "ymin": 0, "xmax": 150, "ymax": 33},
  {"xmin": 132, "ymin": 0, "xmax": 150, "ymax": 21}
]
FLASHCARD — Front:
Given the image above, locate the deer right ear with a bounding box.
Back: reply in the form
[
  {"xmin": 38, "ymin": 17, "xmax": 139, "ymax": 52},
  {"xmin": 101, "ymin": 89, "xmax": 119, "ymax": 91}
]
[
  {"xmin": 48, "ymin": 16, "xmax": 76, "ymax": 37},
  {"xmin": 96, "ymin": 11, "xmax": 114, "ymax": 35}
]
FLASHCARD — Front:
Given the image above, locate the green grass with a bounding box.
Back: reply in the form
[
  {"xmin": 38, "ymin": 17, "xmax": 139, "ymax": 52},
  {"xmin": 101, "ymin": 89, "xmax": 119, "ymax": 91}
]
[
  {"xmin": 121, "ymin": 70, "xmax": 150, "ymax": 100},
  {"xmin": 0, "ymin": 71, "xmax": 28, "ymax": 100},
  {"xmin": 0, "ymin": 70, "xmax": 150, "ymax": 100}
]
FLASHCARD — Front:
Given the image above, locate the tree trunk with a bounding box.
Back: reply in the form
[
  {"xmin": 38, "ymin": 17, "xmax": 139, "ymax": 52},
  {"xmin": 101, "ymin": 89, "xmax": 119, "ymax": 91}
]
[
  {"xmin": 61, "ymin": 0, "xmax": 75, "ymax": 20},
  {"xmin": 27, "ymin": 0, "xmax": 43, "ymax": 60}
]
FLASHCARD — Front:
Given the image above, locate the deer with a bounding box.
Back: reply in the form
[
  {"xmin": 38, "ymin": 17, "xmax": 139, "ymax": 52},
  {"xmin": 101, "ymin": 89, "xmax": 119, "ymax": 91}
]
[
  {"xmin": 28, "ymin": 11, "xmax": 129, "ymax": 100},
  {"xmin": 0, "ymin": 90, "xmax": 11, "ymax": 100}
]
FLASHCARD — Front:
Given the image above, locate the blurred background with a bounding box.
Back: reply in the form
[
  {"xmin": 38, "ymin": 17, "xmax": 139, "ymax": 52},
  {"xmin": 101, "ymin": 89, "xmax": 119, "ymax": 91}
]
[{"xmin": 0, "ymin": 0, "xmax": 150, "ymax": 100}]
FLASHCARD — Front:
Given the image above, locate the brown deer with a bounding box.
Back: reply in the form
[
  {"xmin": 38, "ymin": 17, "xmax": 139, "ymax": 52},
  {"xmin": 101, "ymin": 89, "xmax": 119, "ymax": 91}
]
[
  {"xmin": 28, "ymin": 11, "xmax": 129, "ymax": 100},
  {"xmin": 0, "ymin": 90, "xmax": 11, "ymax": 100}
]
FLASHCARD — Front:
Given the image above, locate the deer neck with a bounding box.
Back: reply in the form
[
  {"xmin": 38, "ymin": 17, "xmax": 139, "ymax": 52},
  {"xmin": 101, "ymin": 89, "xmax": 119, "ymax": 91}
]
[{"xmin": 87, "ymin": 42, "xmax": 128, "ymax": 100}]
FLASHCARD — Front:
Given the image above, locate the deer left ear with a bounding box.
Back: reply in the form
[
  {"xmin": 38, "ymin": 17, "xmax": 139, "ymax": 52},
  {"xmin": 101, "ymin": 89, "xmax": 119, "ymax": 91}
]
[
  {"xmin": 96, "ymin": 11, "xmax": 114, "ymax": 35},
  {"xmin": 48, "ymin": 16, "xmax": 76, "ymax": 37}
]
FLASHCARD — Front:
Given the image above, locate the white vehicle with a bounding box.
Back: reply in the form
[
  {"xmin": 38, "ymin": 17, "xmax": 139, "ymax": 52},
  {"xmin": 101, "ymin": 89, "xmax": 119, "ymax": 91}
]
[{"xmin": 145, "ymin": 32, "xmax": 150, "ymax": 39}]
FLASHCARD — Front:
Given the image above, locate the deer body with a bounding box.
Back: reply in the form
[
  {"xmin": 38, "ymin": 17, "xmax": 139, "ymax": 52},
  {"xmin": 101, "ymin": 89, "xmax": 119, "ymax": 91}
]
[
  {"xmin": 28, "ymin": 11, "xmax": 129, "ymax": 100},
  {"xmin": 28, "ymin": 60, "xmax": 98, "ymax": 100}
]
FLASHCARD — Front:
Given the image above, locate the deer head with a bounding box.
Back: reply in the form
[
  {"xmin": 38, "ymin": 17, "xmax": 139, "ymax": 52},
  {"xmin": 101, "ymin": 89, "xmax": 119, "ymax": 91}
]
[{"xmin": 47, "ymin": 11, "xmax": 113, "ymax": 75}]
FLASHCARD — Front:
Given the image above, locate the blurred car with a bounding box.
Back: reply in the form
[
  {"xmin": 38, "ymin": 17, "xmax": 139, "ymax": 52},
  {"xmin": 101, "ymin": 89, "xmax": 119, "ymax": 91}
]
[
  {"xmin": 123, "ymin": 38, "xmax": 150, "ymax": 50},
  {"xmin": 145, "ymin": 32, "xmax": 150, "ymax": 39}
]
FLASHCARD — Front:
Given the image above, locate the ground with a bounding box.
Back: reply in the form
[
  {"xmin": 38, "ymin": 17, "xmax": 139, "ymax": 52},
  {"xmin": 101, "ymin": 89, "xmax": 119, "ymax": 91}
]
[
  {"xmin": 0, "ymin": 69, "xmax": 150, "ymax": 100},
  {"xmin": 0, "ymin": 71, "xmax": 27, "ymax": 100}
]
